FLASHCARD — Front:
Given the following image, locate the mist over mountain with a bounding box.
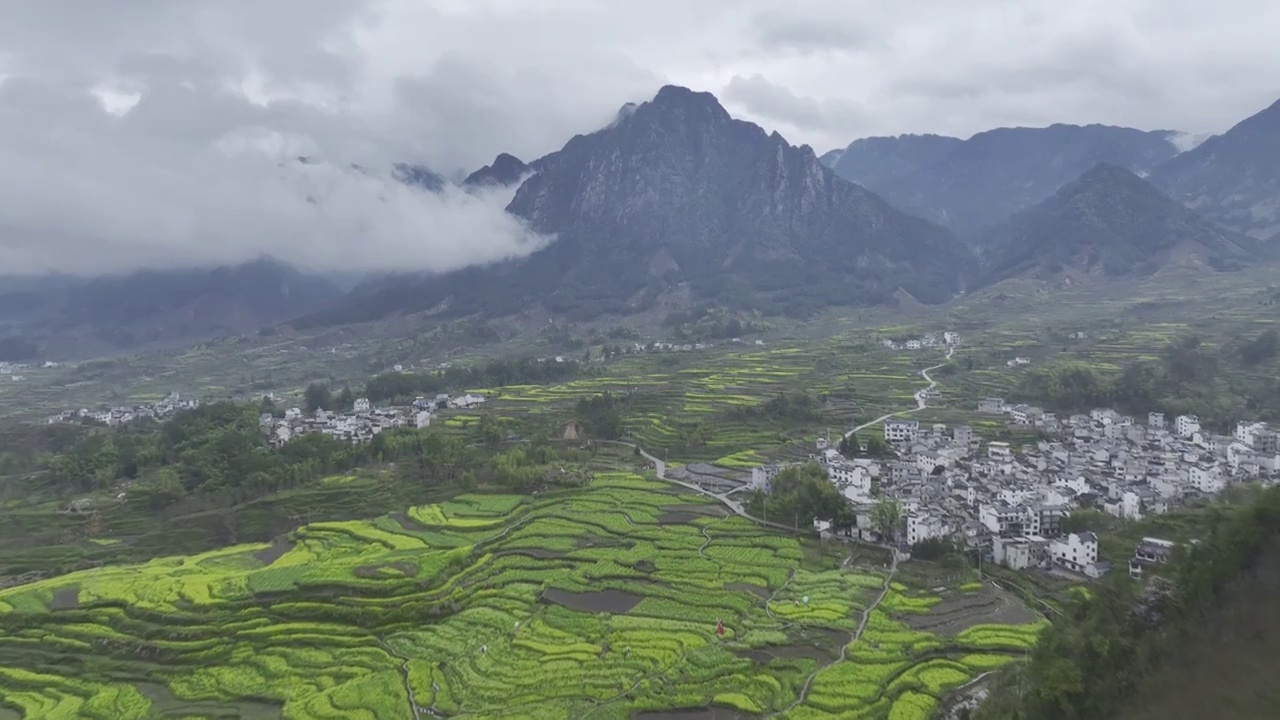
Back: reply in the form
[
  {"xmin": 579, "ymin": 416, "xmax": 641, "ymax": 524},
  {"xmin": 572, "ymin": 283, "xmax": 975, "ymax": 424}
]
[
  {"xmin": 0, "ymin": 258, "xmax": 341, "ymax": 358},
  {"xmin": 463, "ymin": 154, "xmax": 532, "ymax": 189},
  {"xmin": 1153, "ymin": 98, "xmax": 1280, "ymax": 241},
  {"xmin": 309, "ymin": 85, "xmax": 974, "ymax": 326}
]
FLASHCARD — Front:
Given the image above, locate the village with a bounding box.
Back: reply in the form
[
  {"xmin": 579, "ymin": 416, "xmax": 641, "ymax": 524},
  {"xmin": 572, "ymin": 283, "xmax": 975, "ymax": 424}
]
[
  {"xmin": 45, "ymin": 392, "xmax": 200, "ymax": 427},
  {"xmin": 751, "ymin": 399, "xmax": 1279, "ymax": 583},
  {"xmin": 259, "ymin": 392, "xmax": 486, "ymax": 446}
]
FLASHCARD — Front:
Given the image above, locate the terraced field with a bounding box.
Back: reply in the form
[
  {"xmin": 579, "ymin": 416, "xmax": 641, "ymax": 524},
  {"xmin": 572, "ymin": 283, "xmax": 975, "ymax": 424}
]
[
  {"xmin": 467, "ymin": 343, "xmax": 933, "ymax": 466},
  {"xmin": 0, "ymin": 473, "xmax": 1042, "ymax": 719}
]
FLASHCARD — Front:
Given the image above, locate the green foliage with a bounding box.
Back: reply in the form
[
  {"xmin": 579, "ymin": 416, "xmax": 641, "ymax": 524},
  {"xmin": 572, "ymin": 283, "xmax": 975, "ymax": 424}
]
[
  {"xmin": 747, "ymin": 462, "xmax": 851, "ymax": 528},
  {"xmin": 574, "ymin": 393, "xmax": 623, "ymax": 440},
  {"xmin": 977, "ymin": 485, "xmax": 1280, "ymax": 720},
  {"xmin": 366, "ymin": 357, "xmax": 585, "ymax": 404},
  {"xmin": 1020, "ymin": 333, "xmax": 1280, "ymax": 426}
]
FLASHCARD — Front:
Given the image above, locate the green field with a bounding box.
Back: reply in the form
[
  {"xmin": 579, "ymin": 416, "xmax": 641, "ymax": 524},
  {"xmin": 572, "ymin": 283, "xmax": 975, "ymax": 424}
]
[{"xmin": 0, "ymin": 473, "xmax": 1042, "ymax": 719}]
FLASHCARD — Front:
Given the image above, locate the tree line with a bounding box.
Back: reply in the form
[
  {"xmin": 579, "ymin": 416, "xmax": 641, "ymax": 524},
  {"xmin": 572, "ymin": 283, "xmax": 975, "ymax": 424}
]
[{"xmin": 1019, "ymin": 331, "xmax": 1280, "ymax": 429}]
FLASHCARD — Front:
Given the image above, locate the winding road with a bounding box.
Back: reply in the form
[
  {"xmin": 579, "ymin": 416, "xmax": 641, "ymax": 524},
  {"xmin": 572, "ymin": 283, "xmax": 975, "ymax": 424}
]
[
  {"xmin": 606, "ymin": 345, "xmax": 957, "ymax": 535},
  {"xmin": 842, "ymin": 344, "xmax": 956, "ymax": 441}
]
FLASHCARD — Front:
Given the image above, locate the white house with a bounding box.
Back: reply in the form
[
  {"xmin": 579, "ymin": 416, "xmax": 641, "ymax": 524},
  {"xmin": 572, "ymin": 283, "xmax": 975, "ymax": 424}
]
[
  {"xmin": 1189, "ymin": 464, "xmax": 1224, "ymax": 494},
  {"xmin": 978, "ymin": 398, "xmax": 1005, "ymax": 414},
  {"xmin": 1235, "ymin": 421, "xmax": 1268, "ymax": 446},
  {"xmin": 943, "ymin": 331, "xmax": 960, "ymax": 345},
  {"xmin": 987, "ymin": 441, "xmax": 1012, "ymax": 459},
  {"xmin": 415, "ymin": 411, "xmax": 432, "ymax": 429},
  {"xmin": 751, "ymin": 464, "xmax": 783, "ymax": 491},
  {"xmin": 1175, "ymin": 414, "xmax": 1201, "ymax": 439},
  {"xmin": 1050, "ymin": 532, "xmax": 1099, "ymax": 573},
  {"xmin": 905, "ymin": 339, "xmax": 923, "ymax": 350},
  {"xmin": 906, "ymin": 512, "xmax": 949, "ymax": 546},
  {"xmin": 353, "ymin": 398, "xmax": 371, "ymax": 413},
  {"xmin": 884, "ymin": 419, "xmax": 920, "ymax": 444},
  {"xmin": 1148, "ymin": 412, "xmax": 1166, "ymax": 430}
]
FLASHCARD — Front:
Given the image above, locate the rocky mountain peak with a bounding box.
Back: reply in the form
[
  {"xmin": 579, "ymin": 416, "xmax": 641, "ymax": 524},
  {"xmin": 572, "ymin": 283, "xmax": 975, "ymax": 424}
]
[{"xmin": 463, "ymin": 153, "xmax": 530, "ymax": 188}]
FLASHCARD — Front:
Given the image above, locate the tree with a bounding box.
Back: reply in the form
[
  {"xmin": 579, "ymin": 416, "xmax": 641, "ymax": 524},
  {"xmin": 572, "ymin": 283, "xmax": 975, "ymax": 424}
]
[
  {"xmin": 838, "ymin": 434, "xmax": 858, "ymax": 459},
  {"xmin": 258, "ymin": 395, "xmax": 277, "ymax": 416},
  {"xmin": 1240, "ymin": 328, "xmax": 1279, "ymax": 366},
  {"xmin": 865, "ymin": 434, "xmax": 889, "ymax": 458},
  {"xmin": 475, "ymin": 413, "xmax": 504, "ymax": 445},
  {"xmin": 871, "ymin": 497, "xmax": 902, "ymax": 543},
  {"xmin": 304, "ymin": 383, "xmax": 333, "ymax": 414},
  {"xmin": 335, "ymin": 386, "xmax": 356, "ymax": 412}
]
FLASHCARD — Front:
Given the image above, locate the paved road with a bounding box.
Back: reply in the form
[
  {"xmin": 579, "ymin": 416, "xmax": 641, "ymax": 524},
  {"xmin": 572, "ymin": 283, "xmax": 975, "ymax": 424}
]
[
  {"xmin": 842, "ymin": 345, "xmax": 956, "ymax": 440},
  {"xmin": 601, "ymin": 346, "xmax": 955, "ymax": 537}
]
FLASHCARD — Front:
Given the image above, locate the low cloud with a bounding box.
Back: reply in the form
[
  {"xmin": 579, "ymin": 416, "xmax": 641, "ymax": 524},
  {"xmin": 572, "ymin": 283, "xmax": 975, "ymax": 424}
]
[
  {"xmin": 1, "ymin": 0, "xmax": 1279, "ymax": 276},
  {"xmin": 0, "ymin": 72, "xmax": 546, "ymax": 276}
]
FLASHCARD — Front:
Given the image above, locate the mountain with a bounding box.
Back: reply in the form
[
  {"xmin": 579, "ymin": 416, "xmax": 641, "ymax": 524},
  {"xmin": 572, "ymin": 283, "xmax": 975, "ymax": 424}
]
[
  {"xmin": 463, "ymin": 153, "xmax": 531, "ymax": 188},
  {"xmin": 829, "ymin": 134, "xmax": 963, "ymax": 191},
  {"xmin": 316, "ymin": 85, "xmax": 974, "ymax": 325},
  {"xmin": 985, "ymin": 164, "xmax": 1263, "ymax": 281},
  {"xmin": 392, "ymin": 163, "xmax": 448, "ymax": 193},
  {"xmin": 0, "ymin": 259, "xmax": 341, "ymax": 358},
  {"xmin": 1153, "ymin": 98, "xmax": 1280, "ymax": 240},
  {"xmin": 817, "ymin": 148, "xmax": 844, "ymax": 168},
  {"xmin": 828, "ymin": 124, "xmax": 1181, "ymax": 237}
]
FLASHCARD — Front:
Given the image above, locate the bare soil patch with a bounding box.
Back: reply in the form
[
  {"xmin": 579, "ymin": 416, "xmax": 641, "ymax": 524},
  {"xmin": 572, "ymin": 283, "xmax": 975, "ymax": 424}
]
[
  {"xmin": 725, "ymin": 582, "xmax": 770, "ymax": 600},
  {"xmin": 541, "ymin": 587, "xmax": 644, "ymax": 614},
  {"xmin": 254, "ymin": 539, "xmax": 295, "ymax": 566},
  {"xmin": 497, "ymin": 548, "xmax": 565, "ymax": 559},
  {"xmin": 353, "ymin": 562, "xmax": 418, "ymax": 579},
  {"xmin": 390, "ymin": 512, "xmax": 425, "ymax": 532},
  {"xmin": 632, "ymin": 709, "xmax": 753, "ymax": 720},
  {"xmin": 51, "ymin": 587, "xmax": 80, "ymax": 610},
  {"xmin": 902, "ymin": 585, "xmax": 1039, "ymax": 636},
  {"xmin": 734, "ymin": 644, "xmax": 832, "ymax": 664}
]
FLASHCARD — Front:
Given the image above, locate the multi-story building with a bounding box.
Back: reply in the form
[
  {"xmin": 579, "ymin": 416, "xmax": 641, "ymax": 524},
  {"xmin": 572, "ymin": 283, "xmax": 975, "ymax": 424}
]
[
  {"xmin": 1050, "ymin": 532, "xmax": 1099, "ymax": 573},
  {"xmin": 1176, "ymin": 414, "xmax": 1201, "ymax": 439},
  {"xmin": 884, "ymin": 419, "xmax": 920, "ymax": 444}
]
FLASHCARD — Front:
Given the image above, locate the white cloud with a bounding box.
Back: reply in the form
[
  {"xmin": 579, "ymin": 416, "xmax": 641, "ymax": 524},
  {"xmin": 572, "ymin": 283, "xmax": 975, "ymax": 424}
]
[{"xmin": 1, "ymin": 0, "xmax": 1278, "ymax": 274}]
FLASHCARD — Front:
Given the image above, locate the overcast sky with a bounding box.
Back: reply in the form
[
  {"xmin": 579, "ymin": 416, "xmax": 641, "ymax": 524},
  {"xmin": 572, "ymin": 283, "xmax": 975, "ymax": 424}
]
[{"xmin": 2, "ymin": 0, "xmax": 1278, "ymax": 275}]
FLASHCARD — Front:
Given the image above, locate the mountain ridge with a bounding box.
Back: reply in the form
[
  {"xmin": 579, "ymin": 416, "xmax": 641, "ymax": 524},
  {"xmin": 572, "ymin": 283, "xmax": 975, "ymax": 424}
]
[
  {"xmin": 827, "ymin": 123, "xmax": 1182, "ymax": 237},
  {"xmin": 984, "ymin": 162, "xmax": 1263, "ymax": 282},
  {"xmin": 309, "ymin": 84, "xmax": 976, "ymax": 325},
  {"xmin": 1152, "ymin": 97, "xmax": 1280, "ymax": 240}
]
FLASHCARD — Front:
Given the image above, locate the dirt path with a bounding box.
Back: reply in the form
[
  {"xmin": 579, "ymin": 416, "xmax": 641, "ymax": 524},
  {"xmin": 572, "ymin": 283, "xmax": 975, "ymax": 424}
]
[
  {"xmin": 376, "ymin": 637, "xmax": 423, "ymax": 720},
  {"xmin": 771, "ymin": 548, "xmax": 900, "ymax": 718}
]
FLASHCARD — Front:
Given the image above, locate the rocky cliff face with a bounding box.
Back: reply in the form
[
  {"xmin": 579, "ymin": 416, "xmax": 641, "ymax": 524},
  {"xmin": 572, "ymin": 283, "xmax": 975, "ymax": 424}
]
[
  {"xmin": 504, "ymin": 85, "xmax": 973, "ymax": 311},
  {"xmin": 463, "ymin": 153, "xmax": 531, "ymax": 188},
  {"xmin": 314, "ymin": 85, "xmax": 974, "ymax": 324}
]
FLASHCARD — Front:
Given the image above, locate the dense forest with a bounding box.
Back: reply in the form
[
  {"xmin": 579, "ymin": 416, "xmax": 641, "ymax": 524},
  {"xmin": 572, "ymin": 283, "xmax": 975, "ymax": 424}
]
[{"xmin": 976, "ymin": 485, "xmax": 1280, "ymax": 720}]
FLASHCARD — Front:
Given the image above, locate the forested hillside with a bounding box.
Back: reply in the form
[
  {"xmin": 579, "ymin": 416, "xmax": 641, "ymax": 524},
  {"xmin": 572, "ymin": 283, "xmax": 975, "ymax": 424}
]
[{"xmin": 976, "ymin": 486, "xmax": 1280, "ymax": 720}]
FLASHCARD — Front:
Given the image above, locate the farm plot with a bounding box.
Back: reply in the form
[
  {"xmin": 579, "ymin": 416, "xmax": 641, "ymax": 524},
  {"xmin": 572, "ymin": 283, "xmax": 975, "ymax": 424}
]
[{"xmin": 0, "ymin": 474, "xmax": 1042, "ymax": 719}]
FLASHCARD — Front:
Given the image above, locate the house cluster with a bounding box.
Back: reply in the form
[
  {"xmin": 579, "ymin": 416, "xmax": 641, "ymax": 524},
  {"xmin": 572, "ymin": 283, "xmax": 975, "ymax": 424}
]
[
  {"xmin": 46, "ymin": 392, "xmax": 200, "ymax": 427},
  {"xmin": 262, "ymin": 393, "xmax": 486, "ymax": 446},
  {"xmin": 879, "ymin": 331, "xmax": 961, "ymax": 352},
  {"xmin": 753, "ymin": 402, "xmax": 1277, "ymax": 582}
]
